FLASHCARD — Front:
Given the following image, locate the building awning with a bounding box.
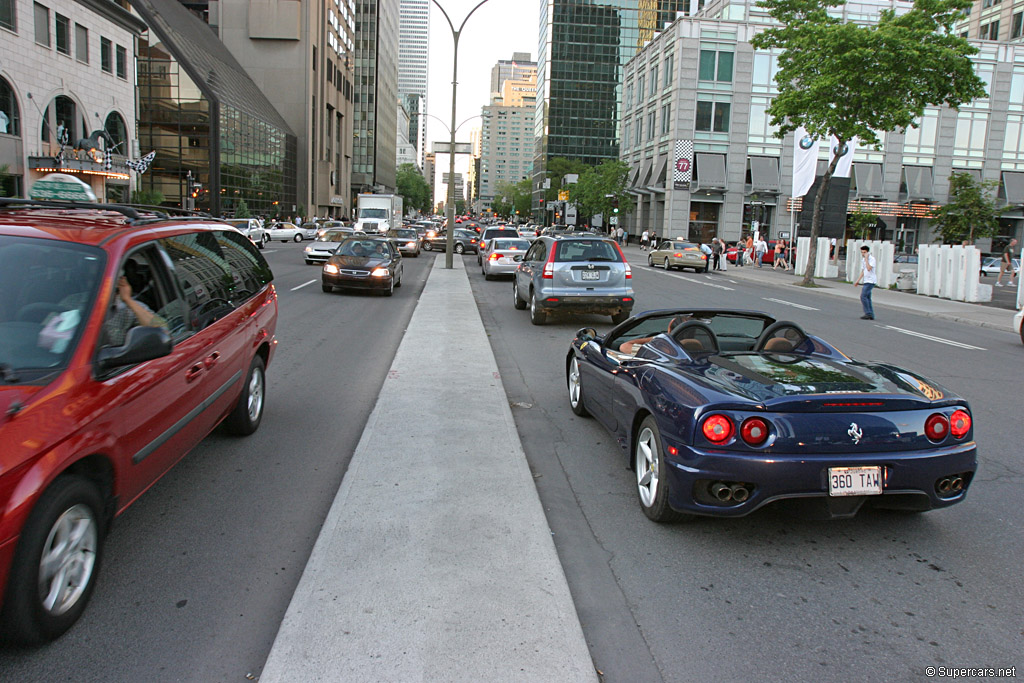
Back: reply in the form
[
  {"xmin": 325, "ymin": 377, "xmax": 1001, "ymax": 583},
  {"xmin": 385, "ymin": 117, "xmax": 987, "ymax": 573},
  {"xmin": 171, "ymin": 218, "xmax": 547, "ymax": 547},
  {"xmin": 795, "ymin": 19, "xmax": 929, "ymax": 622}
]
[
  {"xmin": 903, "ymin": 166, "xmax": 933, "ymax": 201},
  {"xmin": 749, "ymin": 156, "xmax": 780, "ymax": 193},
  {"xmin": 854, "ymin": 162, "xmax": 884, "ymax": 198},
  {"xmin": 629, "ymin": 163, "xmax": 642, "ymax": 188},
  {"xmin": 1003, "ymin": 171, "xmax": 1024, "ymax": 205},
  {"xmin": 648, "ymin": 157, "xmax": 668, "ymax": 193},
  {"xmin": 631, "ymin": 158, "xmax": 652, "ymax": 188},
  {"xmin": 694, "ymin": 153, "xmax": 727, "ymax": 191}
]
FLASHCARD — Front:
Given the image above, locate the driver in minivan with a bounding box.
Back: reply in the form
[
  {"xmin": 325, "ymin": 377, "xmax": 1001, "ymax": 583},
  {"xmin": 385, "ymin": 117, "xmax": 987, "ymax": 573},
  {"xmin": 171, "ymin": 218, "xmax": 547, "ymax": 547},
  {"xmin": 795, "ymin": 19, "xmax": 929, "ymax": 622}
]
[{"xmin": 102, "ymin": 258, "xmax": 167, "ymax": 347}]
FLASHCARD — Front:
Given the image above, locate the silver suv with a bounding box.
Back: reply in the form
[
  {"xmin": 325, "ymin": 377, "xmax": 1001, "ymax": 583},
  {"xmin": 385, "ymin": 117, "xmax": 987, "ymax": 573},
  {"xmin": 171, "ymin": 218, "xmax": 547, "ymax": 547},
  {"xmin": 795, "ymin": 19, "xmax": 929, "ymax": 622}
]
[{"xmin": 513, "ymin": 235, "xmax": 634, "ymax": 325}]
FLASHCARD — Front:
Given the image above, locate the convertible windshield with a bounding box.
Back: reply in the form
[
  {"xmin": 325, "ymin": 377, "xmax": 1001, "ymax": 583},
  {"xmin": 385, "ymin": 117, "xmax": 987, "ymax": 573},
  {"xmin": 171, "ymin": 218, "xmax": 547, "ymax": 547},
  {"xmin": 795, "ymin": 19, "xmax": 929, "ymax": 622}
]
[{"xmin": 0, "ymin": 236, "xmax": 105, "ymax": 382}]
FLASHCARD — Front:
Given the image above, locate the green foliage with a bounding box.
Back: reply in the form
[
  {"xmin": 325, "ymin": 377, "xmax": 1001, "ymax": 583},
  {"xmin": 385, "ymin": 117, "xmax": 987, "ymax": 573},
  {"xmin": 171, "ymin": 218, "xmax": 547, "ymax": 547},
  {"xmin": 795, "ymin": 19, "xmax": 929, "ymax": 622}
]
[
  {"xmin": 235, "ymin": 198, "xmax": 251, "ymax": 218},
  {"xmin": 848, "ymin": 209, "xmax": 878, "ymax": 240},
  {"xmin": 492, "ymin": 178, "xmax": 532, "ymax": 218},
  {"xmin": 296, "ymin": 204, "xmax": 306, "ymax": 219},
  {"xmin": 130, "ymin": 189, "xmax": 165, "ymax": 206},
  {"xmin": 568, "ymin": 160, "xmax": 634, "ymax": 222},
  {"xmin": 930, "ymin": 172, "xmax": 1006, "ymax": 243},
  {"xmin": 544, "ymin": 157, "xmax": 590, "ymax": 203},
  {"xmin": 751, "ymin": 0, "xmax": 986, "ymax": 284},
  {"xmin": 396, "ymin": 163, "xmax": 432, "ymax": 213},
  {"xmin": 0, "ymin": 164, "xmax": 12, "ymax": 197}
]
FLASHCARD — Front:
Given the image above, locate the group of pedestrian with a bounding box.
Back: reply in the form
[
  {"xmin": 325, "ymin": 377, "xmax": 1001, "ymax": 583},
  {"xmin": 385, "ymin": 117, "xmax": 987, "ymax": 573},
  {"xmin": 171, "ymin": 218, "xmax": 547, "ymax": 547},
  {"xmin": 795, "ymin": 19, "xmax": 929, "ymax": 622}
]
[{"xmin": 639, "ymin": 229, "xmax": 660, "ymax": 251}]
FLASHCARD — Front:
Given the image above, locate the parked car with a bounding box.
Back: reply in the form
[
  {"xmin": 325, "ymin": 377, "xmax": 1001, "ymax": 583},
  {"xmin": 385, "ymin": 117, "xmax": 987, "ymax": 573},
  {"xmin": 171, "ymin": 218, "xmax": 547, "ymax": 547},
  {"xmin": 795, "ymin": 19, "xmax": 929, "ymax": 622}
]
[
  {"xmin": 266, "ymin": 221, "xmax": 304, "ymax": 242},
  {"xmin": 224, "ymin": 218, "xmax": 267, "ymax": 249},
  {"xmin": 477, "ymin": 227, "xmax": 522, "ymax": 265},
  {"xmin": 422, "ymin": 229, "xmax": 480, "ymax": 254},
  {"xmin": 513, "ymin": 235, "xmax": 633, "ymax": 325},
  {"xmin": 648, "ymin": 240, "xmax": 709, "ymax": 272},
  {"xmin": 322, "ymin": 236, "xmax": 403, "ymax": 296},
  {"xmin": 894, "ymin": 254, "xmax": 919, "ymax": 265},
  {"xmin": 980, "ymin": 256, "xmax": 1020, "ymax": 276},
  {"xmin": 565, "ymin": 310, "xmax": 976, "ymax": 522},
  {"xmin": 304, "ymin": 228, "xmax": 362, "ymax": 264},
  {"xmin": 0, "ymin": 198, "xmax": 277, "ymax": 643},
  {"xmin": 482, "ymin": 238, "xmax": 531, "ymax": 279},
  {"xmin": 725, "ymin": 242, "xmax": 776, "ymax": 265},
  {"xmin": 386, "ymin": 227, "xmax": 422, "ymax": 257}
]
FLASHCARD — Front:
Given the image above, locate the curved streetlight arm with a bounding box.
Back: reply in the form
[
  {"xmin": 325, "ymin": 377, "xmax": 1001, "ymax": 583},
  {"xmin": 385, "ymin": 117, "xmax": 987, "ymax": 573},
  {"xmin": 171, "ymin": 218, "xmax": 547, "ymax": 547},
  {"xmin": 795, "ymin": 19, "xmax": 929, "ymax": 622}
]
[{"xmin": 420, "ymin": 112, "xmax": 489, "ymax": 135}]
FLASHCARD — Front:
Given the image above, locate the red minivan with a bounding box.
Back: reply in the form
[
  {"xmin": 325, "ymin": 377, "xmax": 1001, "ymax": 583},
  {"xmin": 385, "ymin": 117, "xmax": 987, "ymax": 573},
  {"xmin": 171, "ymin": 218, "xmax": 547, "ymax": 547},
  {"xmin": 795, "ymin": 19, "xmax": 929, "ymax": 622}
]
[{"xmin": 0, "ymin": 200, "xmax": 277, "ymax": 643}]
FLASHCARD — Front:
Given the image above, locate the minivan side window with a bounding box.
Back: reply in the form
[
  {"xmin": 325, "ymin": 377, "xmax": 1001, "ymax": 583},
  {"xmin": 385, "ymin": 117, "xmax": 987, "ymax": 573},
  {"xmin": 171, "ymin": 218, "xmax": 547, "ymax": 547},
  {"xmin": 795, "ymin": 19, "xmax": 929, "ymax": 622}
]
[
  {"xmin": 99, "ymin": 244, "xmax": 186, "ymax": 349},
  {"xmin": 160, "ymin": 232, "xmax": 235, "ymax": 332},
  {"xmin": 215, "ymin": 230, "xmax": 273, "ymax": 305}
]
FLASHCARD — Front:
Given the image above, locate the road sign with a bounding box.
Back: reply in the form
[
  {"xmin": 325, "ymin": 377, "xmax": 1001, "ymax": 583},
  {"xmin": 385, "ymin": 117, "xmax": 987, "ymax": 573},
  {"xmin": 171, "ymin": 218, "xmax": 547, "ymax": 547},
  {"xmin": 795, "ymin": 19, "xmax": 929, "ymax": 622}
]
[
  {"xmin": 29, "ymin": 173, "xmax": 97, "ymax": 202},
  {"xmin": 558, "ymin": 190, "xmax": 569, "ymax": 201},
  {"xmin": 432, "ymin": 142, "xmax": 473, "ymax": 154},
  {"xmin": 609, "ymin": 215, "xmax": 619, "ymax": 225}
]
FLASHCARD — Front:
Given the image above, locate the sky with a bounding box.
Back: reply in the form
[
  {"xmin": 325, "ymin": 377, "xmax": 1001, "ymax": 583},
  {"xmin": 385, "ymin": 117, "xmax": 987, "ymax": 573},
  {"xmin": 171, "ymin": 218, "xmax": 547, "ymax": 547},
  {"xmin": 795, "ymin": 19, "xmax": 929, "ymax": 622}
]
[{"xmin": 425, "ymin": 0, "xmax": 539, "ymax": 188}]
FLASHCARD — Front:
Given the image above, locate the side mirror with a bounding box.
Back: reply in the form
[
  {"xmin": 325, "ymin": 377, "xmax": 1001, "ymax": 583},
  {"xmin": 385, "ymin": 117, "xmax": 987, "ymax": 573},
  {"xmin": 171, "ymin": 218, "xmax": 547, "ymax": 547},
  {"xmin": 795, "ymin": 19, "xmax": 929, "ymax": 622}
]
[
  {"xmin": 576, "ymin": 327, "xmax": 598, "ymax": 342},
  {"xmin": 96, "ymin": 326, "xmax": 173, "ymax": 371}
]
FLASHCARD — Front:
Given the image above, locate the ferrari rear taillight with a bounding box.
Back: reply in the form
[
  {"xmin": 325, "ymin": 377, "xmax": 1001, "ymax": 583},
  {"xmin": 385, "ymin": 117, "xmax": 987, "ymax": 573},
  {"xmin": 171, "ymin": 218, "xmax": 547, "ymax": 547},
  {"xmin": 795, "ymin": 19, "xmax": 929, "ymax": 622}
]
[
  {"xmin": 925, "ymin": 413, "xmax": 949, "ymax": 442},
  {"xmin": 702, "ymin": 414, "xmax": 734, "ymax": 444},
  {"xmin": 740, "ymin": 417, "xmax": 769, "ymax": 446},
  {"xmin": 950, "ymin": 409, "xmax": 971, "ymax": 439}
]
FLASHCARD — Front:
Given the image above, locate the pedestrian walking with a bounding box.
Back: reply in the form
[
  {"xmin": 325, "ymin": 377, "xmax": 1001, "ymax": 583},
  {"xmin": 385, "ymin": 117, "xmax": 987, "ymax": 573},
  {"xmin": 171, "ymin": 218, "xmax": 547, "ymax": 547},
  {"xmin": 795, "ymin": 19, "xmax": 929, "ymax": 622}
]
[
  {"xmin": 755, "ymin": 236, "xmax": 768, "ymax": 268},
  {"xmin": 650, "ymin": 231, "xmax": 658, "ymax": 248},
  {"xmin": 745, "ymin": 235, "xmax": 754, "ymax": 266},
  {"xmin": 773, "ymin": 241, "xmax": 785, "ymax": 269},
  {"xmin": 995, "ymin": 238, "xmax": 1018, "ymax": 287},
  {"xmin": 734, "ymin": 241, "xmax": 744, "ymax": 267},
  {"xmin": 711, "ymin": 238, "xmax": 723, "ymax": 271},
  {"xmin": 616, "ymin": 226, "xmax": 624, "ymax": 245},
  {"xmin": 641, "ymin": 229, "xmax": 650, "ymax": 251},
  {"xmin": 853, "ymin": 245, "xmax": 877, "ymax": 320}
]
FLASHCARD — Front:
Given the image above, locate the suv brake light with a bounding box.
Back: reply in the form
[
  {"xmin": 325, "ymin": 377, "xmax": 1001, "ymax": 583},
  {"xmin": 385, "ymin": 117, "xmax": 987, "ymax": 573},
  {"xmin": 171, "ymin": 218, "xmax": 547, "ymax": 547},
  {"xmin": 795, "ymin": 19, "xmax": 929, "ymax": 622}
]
[
  {"xmin": 612, "ymin": 242, "xmax": 631, "ymax": 278},
  {"xmin": 543, "ymin": 244, "xmax": 556, "ymax": 279}
]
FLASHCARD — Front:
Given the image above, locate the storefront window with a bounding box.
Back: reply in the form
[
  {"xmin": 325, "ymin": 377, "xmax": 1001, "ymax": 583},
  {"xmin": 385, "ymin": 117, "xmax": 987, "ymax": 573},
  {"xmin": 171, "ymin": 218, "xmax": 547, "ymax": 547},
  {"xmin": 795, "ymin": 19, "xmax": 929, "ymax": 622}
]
[{"xmin": 689, "ymin": 201, "xmax": 721, "ymax": 243}]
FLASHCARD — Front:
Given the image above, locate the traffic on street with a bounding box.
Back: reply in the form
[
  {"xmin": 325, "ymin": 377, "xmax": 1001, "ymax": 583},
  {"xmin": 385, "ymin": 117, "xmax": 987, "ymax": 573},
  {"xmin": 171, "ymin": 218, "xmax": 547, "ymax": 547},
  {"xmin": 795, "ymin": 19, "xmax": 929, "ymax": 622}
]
[{"xmin": 3, "ymin": 217, "xmax": 1020, "ymax": 680}]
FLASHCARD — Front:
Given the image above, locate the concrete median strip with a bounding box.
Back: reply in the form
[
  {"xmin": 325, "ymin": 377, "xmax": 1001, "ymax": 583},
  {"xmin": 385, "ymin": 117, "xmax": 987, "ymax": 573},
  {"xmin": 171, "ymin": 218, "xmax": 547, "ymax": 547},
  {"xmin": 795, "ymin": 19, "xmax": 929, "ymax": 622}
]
[{"xmin": 260, "ymin": 256, "xmax": 595, "ymax": 682}]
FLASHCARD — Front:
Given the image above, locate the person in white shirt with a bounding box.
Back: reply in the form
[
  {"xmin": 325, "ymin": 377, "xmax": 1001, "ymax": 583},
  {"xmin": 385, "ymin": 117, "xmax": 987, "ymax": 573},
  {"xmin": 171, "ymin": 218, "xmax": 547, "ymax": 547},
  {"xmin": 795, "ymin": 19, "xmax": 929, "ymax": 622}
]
[
  {"xmin": 853, "ymin": 245, "xmax": 877, "ymax": 320},
  {"xmin": 754, "ymin": 237, "xmax": 768, "ymax": 268},
  {"xmin": 641, "ymin": 229, "xmax": 650, "ymax": 251}
]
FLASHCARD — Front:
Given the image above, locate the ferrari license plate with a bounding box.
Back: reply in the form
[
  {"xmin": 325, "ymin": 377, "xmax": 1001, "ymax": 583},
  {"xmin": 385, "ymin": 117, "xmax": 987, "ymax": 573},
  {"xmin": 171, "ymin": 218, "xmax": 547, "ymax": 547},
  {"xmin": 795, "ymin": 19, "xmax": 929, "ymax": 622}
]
[
  {"xmin": 580, "ymin": 271, "xmax": 600, "ymax": 280},
  {"xmin": 828, "ymin": 466, "xmax": 882, "ymax": 496}
]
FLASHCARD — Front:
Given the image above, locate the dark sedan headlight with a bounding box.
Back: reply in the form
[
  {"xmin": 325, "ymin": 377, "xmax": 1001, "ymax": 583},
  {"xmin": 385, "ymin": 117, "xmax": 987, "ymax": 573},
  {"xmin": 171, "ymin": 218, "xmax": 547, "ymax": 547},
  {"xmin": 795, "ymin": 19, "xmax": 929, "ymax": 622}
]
[
  {"xmin": 324, "ymin": 263, "xmax": 339, "ymax": 274},
  {"xmin": 370, "ymin": 267, "xmax": 390, "ymax": 277},
  {"xmin": 405, "ymin": 241, "xmax": 416, "ymax": 248}
]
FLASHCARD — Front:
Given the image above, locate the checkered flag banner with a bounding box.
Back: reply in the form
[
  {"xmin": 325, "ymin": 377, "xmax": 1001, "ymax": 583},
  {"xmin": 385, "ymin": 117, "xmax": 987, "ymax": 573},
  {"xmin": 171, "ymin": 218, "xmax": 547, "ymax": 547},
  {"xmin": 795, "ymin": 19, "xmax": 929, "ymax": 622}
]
[
  {"xmin": 126, "ymin": 151, "xmax": 156, "ymax": 174},
  {"xmin": 104, "ymin": 148, "xmax": 112, "ymax": 172},
  {"xmin": 673, "ymin": 139, "xmax": 694, "ymax": 187}
]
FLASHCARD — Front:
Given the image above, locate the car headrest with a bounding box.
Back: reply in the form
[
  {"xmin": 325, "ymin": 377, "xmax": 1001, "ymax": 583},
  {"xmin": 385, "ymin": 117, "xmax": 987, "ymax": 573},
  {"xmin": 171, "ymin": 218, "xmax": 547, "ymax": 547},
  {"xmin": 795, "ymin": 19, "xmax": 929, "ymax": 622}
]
[
  {"xmin": 672, "ymin": 320, "xmax": 720, "ymax": 355},
  {"xmin": 756, "ymin": 320, "xmax": 809, "ymax": 353}
]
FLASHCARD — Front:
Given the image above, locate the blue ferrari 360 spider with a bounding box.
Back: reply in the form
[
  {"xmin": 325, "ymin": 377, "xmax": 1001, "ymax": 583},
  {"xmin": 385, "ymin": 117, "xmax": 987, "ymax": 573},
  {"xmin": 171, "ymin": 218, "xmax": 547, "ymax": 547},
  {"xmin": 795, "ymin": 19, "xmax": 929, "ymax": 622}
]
[{"xmin": 565, "ymin": 310, "xmax": 977, "ymax": 521}]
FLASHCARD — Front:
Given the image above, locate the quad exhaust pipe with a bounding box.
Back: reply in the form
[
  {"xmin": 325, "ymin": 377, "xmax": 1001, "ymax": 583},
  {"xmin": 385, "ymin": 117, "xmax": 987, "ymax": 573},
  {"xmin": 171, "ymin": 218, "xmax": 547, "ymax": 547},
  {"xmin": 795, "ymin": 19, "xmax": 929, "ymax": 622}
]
[{"xmin": 709, "ymin": 481, "xmax": 751, "ymax": 504}]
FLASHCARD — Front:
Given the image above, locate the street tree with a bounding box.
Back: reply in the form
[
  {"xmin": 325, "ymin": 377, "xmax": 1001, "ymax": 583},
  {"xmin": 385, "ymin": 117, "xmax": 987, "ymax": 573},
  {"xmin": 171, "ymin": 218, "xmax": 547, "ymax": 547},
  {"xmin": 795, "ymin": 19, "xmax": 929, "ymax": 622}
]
[
  {"xmin": 396, "ymin": 163, "xmax": 432, "ymax": 214},
  {"xmin": 235, "ymin": 198, "xmax": 252, "ymax": 218},
  {"xmin": 131, "ymin": 189, "xmax": 165, "ymax": 207},
  {"xmin": 930, "ymin": 171, "xmax": 1007, "ymax": 244},
  {"xmin": 848, "ymin": 209, "xmax": 879, "ymax": 240},
  {"xmin": 751, "ymin": 0, "xmax": 986, "ymax": 285},
  {"xmin": 569, "ymin": 160, "xmax": 634, "ymax": 225}
]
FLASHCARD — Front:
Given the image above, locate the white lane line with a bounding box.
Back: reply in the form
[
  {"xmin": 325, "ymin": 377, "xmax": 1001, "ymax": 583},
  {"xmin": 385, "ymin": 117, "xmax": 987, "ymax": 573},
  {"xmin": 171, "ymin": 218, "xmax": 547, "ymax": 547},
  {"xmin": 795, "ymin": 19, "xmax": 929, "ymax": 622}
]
[
  {"xmin": 667, "ymin": 272, "xmax": 734, "ymax": 290},
  {"xmin": 763, "ymin": 297, "xmax": 819, "ymax": 311},
  {"xmin": 877, "ymin": 324, "xmax": 986, "ymax": 351},
  {"xmin": 291, "ymin": 279, "xmax": 317, "ymax": 291}
]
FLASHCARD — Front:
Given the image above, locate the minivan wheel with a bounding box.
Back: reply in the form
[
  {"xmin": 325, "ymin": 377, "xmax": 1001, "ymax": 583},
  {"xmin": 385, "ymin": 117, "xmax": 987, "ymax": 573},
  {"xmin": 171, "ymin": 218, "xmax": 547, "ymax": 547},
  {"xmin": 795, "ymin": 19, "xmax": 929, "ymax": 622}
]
[
  {"xmin": 529, "ymin": 290, "xmax": 547, "ymax": 325},
  {"xmin": 0, "ymin": 475, "xmax": 104, "ymax": 644},
  {"xmin": 513, "ymin": 280, "xmax": 527, "ymax": 310},
  {"xmin": 223, "ymin": 355, "xmax": 266, "ymax": 436}
]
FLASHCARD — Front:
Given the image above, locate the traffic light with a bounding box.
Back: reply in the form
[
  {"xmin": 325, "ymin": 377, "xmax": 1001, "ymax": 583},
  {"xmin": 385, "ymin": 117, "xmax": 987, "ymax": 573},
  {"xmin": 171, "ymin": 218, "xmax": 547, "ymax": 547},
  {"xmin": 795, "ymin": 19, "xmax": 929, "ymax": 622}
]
[
  {"xmin": 191, "ymin": 183, "xmax": 202, "ymax": 199},
  {"xmin": 612, "ymin": 196, "xmax": 619, "ymax": 214}
]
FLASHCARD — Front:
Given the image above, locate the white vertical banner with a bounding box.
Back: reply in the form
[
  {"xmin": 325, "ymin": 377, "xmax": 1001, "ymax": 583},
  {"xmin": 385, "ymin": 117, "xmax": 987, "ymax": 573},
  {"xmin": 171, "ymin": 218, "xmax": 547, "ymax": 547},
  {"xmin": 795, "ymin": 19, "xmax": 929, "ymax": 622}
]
[
  {"xmin": 792, "ymin": 127, "xmax": 820, "ymax": 198},
  {"xmin": 830, "ymin": 135, "xmax": 857, "ymax": 178}
]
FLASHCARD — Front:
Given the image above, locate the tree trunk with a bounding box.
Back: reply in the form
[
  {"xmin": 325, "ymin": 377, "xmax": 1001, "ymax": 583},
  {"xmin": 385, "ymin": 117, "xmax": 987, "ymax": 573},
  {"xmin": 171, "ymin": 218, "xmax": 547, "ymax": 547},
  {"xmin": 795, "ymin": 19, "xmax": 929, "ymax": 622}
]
[{"xmin": 800, "ymin": 135, "xmax": 846, "ymax": 287}]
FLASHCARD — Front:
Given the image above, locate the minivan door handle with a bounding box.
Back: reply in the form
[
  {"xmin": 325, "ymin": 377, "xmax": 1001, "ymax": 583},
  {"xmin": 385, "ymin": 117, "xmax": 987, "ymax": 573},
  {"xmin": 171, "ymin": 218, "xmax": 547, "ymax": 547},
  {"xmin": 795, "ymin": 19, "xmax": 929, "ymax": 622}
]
[
  {"xmin": 204, "ymin": 352, "xmax": 220, "ymax": 369},
  {"xmin": 186, "ymin": 364, "xmax": 204, "ymax": 383}
]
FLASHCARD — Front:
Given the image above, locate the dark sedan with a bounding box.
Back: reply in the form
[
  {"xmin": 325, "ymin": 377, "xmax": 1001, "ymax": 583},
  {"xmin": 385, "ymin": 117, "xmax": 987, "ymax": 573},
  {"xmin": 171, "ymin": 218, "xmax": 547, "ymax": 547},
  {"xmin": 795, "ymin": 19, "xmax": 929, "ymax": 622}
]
[
  {"xmin": 422, "ymin": 228, "xmax": 479, "ymax": 254},
  {"xmin": 566, "ymin": 309, "xmax": 976, "ymax": 521},
  {"xmin": 322, "ymin": 236, "xmax": 403, "ymax": 296}
]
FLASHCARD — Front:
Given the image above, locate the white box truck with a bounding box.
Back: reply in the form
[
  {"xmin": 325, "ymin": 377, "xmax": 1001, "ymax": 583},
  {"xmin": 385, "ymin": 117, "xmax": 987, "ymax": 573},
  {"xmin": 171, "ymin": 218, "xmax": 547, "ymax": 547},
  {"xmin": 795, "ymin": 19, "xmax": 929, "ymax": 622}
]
[{"xmin": 355, "ymin": 194, "xmax": 403, "ymax": 234}]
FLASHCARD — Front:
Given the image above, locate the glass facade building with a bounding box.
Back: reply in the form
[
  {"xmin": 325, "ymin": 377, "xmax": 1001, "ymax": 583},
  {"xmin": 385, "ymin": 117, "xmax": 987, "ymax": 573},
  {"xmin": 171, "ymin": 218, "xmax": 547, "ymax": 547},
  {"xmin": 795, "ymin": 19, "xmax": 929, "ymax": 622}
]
[
  {"xmin": 353, "ymin": 0, "xmax": 399, "ymax": 194},
  {"xmin": 533, "ymin": 0, "xmax": 691, "ymax": 217},
  {"xmin": 131, "ymin": 0, "xmax": 296, "ymax": 216}
]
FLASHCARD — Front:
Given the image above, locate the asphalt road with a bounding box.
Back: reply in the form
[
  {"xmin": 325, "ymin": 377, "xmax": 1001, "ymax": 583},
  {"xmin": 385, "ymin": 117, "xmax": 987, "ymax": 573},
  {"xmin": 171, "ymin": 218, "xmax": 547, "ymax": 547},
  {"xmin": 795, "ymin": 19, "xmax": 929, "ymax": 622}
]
[
  {"xmin": 0, "ymin": 239, "xmax": 434, "ymax": 681},
  {"xmin": 467, "ymin": 250, "xmax": 1023, "ymax": 682}
]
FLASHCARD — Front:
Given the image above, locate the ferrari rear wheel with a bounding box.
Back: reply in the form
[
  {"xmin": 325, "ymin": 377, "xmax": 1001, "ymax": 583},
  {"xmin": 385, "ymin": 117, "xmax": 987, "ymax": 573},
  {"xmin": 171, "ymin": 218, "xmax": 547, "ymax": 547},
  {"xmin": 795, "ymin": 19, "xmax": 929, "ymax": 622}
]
[
  {"xmin": 635, "ymin": 417, "xmax": 690, "ymax": 523},
  {"xmin": 567, "ymin": 357, "xmax": 590, "ymax": 417}
]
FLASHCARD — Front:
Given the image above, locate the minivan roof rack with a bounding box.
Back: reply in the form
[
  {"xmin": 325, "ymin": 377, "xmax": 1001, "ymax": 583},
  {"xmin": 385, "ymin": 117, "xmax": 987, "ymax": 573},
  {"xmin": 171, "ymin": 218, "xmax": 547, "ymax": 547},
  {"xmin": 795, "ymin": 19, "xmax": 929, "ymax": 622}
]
[{"xmin": 0, "ymin": 197, "xmax": 216, "ymax": 224}]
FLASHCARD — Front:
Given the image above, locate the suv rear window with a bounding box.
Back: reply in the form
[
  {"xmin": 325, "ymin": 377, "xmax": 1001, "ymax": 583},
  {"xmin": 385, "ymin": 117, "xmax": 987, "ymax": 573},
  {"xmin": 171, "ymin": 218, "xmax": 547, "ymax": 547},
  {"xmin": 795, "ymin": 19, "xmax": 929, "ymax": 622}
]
[{"xmin": 553, "ymin": 240, "xmax": 620, "ymax": 263}]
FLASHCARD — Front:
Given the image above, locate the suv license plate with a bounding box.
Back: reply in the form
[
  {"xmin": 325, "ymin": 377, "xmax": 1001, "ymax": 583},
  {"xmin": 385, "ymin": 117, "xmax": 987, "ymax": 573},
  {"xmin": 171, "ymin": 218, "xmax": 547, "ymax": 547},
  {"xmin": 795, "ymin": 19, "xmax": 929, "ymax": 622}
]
[
  {"xmin": 580, "ymin": 271, "xmax": 600, "ymax": 280},
  {"xmin": 828, "ymin": 466, "xmax": 882, "ymax": 496}
]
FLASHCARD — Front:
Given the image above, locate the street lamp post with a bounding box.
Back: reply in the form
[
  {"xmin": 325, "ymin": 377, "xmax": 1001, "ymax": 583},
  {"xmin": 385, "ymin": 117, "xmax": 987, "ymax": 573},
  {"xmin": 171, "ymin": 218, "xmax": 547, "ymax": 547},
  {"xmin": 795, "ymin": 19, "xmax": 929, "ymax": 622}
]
[{"xmin": 432, "ymin": 0, "xmax": 494, "ymax": 268}]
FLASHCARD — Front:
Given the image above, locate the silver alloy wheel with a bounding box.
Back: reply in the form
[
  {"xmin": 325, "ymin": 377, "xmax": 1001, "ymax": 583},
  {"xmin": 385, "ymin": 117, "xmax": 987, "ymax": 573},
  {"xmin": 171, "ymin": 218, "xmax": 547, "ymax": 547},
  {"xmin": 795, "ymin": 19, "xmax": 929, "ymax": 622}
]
[
  {"xmin": 663, "ymin": 259, "xmax": 670, "ymax": 270},
  {"xmin": 636, "ymin": 426, "xmax": 660, "ymax": 508},
  {"xmin": 568, "ymin": 358, "xmax": 582, "ymax": 409},
  {"xmin": 293, "ymin": 233, "xmax": 302, "ymax": 242},
  {"xmin": 648, "ymin": 255, "xmax": 654, "ymax": 267},
  {"xmin": 247, "ymin": 365, "xmax": 264, "ymax": 422},
  {"xmin": 38, "ymin": 504, "xmax": 97, "ymax": 616},
  {"xmin": 531, "ymin": 290, "xmax": 538, "ymax": 316}
]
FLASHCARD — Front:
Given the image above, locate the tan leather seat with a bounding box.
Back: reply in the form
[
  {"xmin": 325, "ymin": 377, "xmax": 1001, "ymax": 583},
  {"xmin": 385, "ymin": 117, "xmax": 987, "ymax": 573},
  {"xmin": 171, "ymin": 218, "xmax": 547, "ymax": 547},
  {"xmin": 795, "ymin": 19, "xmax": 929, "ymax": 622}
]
[{"xmin": 763, "ymin": 337, "xmax": 794, "ymax": 352}]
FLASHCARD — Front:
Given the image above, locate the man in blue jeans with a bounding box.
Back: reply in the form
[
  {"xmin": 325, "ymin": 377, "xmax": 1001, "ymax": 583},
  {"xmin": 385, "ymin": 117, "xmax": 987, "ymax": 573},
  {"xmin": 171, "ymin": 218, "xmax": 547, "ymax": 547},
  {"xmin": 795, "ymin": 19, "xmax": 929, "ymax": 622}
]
[{"xmin": 853, "ymin": 244, "xmax": 876, "ymax": 320}]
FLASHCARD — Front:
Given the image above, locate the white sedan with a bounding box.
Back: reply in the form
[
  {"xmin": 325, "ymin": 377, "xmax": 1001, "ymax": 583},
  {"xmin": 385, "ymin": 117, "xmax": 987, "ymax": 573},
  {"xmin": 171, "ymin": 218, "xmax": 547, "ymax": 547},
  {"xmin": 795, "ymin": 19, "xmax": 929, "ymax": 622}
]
[
  {"xmin": 266, "ymin": 222, "xmax": 304, "ymax": 242},
  {"xmin": 981, "ymin": 256, "xmax": 1020, "ymax": 276}
]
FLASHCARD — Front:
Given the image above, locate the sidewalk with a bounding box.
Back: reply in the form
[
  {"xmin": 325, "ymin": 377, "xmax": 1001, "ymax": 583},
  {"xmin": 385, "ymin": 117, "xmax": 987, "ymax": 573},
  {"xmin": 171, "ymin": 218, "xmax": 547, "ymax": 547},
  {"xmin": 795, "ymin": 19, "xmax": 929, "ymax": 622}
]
[
  {"xmin": 260, "ymin": 257, "xmax": 595, "ymax": 682},
  {"xmin": 622, "ymin": 242, "xmax": 1014, "ymax": 332}
]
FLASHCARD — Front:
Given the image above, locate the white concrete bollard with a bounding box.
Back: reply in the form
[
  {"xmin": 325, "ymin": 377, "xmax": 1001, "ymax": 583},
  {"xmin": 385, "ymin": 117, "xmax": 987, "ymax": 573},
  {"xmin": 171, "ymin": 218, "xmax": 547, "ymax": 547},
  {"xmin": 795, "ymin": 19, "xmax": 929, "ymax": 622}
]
[
  {"xmin": 950, "ymin": 245, "xmax": 965, "ymax": 301},
  {"xmin": 795, "ymin": 236, "xmax": 811, "ymax": 276},
  {"xmin": 878, "ymin": 241, "xmax": 895, "ymax": 288}
]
